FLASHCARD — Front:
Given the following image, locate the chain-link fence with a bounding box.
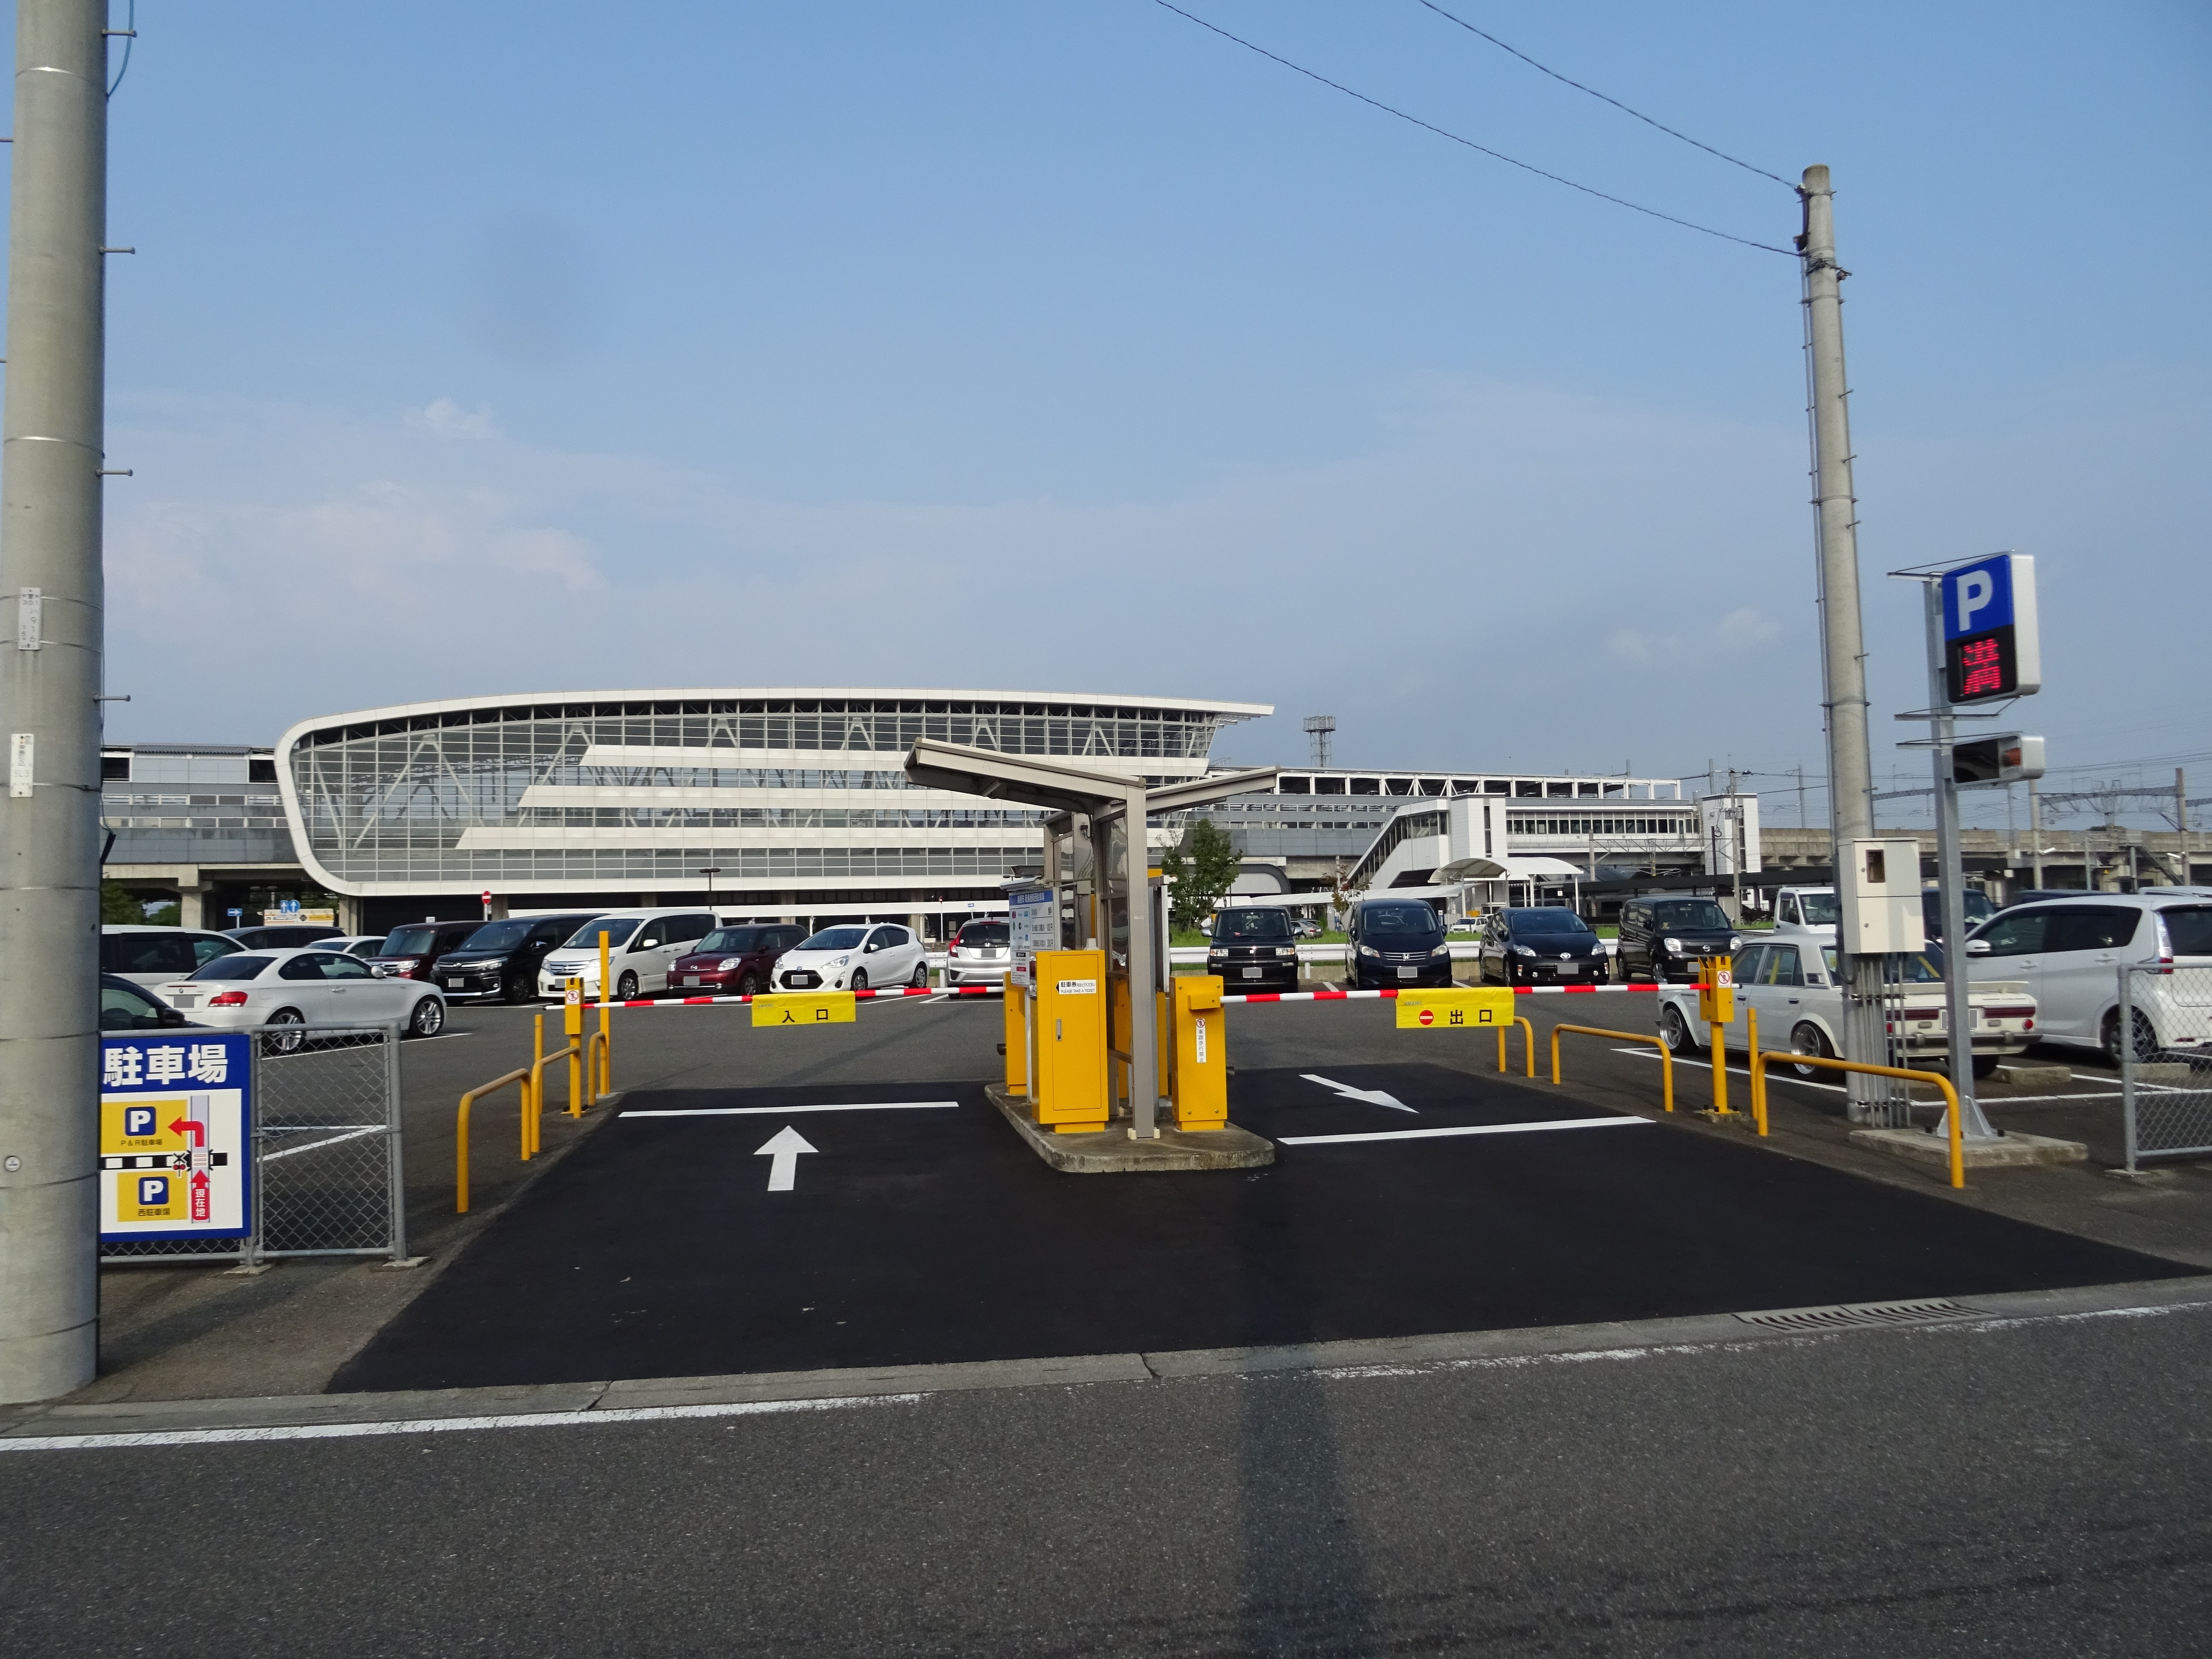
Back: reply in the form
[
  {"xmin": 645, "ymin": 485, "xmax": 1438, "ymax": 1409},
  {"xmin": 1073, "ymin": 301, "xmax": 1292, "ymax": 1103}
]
[
  {"xmin": 102, "ymin": 1024, "xmax": 407, "ymax": 1266},
  {"xmin": 2120, "ymin": 965, "xmax": 2212, "ymax": 1173}
]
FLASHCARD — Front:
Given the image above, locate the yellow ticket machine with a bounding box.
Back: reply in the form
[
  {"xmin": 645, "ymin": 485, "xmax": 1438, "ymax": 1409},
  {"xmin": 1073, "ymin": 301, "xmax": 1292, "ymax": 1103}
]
[
  {"xmin": 1030, "ymin": 949, "xmax": 1108, "ymax": 1132},
  {"xmin": 1171, "ymin": 975, "xmax": 1228, "ymax": 1130}
]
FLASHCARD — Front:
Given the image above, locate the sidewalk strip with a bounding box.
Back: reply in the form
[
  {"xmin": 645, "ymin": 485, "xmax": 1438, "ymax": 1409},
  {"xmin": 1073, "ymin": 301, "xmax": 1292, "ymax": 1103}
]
[{"xmin": 1280, "ymin": 1117, "xmax": 1650, "ymax": 1146}]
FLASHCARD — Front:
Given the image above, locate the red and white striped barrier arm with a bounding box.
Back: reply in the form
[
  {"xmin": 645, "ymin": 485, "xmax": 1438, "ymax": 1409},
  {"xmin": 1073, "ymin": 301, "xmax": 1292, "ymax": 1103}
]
[
  {"xmin": 590, "ymin": 984, "xmax": 1005, "ymax": 1011},
  {"xmin": 1221, "ymin": 984, "xmax": 1663, "ymax": 1004}
]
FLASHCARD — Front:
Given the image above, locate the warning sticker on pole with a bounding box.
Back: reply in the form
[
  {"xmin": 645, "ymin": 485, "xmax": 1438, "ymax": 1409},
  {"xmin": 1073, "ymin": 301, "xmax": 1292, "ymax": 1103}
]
[{"xmin": 99, "ymin": 1032, "xmax": 253, "ymax": 1241}]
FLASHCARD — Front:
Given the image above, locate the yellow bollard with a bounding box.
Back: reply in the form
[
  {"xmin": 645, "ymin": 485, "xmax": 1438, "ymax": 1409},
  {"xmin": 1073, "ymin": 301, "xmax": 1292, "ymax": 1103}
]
[
  {"xmin": 528, "ymin": 1013, "xmax": 544, "ymax": 1157},
  {"xmin": 1493, "ymin": 1016, "xmax": 1536, "ymax": 1079},
  {"xmin": 1746, "ymin": 1006, "xmax": 1768, "ymax": 1136}
]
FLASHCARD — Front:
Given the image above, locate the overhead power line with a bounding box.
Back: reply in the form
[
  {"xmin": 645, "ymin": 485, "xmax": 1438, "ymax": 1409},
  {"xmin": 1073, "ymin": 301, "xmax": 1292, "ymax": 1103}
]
[
  {"xmin": 1149, "ymin": 0, "xmax": 1797, "ymax": 258},
  {"xmin": 1409, "ymin": 0, "xmax": 1796, "ymax": 190}
]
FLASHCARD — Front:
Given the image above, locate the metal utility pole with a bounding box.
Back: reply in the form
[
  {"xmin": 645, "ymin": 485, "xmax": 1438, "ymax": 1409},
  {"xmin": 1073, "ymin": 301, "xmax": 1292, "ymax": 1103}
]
[
  {"xmin": 1918, "ymin": 582, "xmax": 1995, "ymax": 1139},
  {"xmin": 0, "ymin": 0, "xmax": 111, "ymax": 1403},
  {"xmin": 2029, "ymin": 782, "xmax": 2043, "ymax": 890},
  {"xmin": 1799, "ymin": 165, "xmax": 1889, "ymax": 1123}
]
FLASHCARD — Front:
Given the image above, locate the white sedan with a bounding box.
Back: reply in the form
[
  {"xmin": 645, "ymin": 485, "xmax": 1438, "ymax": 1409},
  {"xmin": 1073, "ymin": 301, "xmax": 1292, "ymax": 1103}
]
[
  {"xmin": 772, "ymin": 923, "xmax": 928, "ymax": 993},
  {"xmin": 162, "ymin": 947, "xmax": 447, "ymax": 1051},
  {"xmin": 1657, "ymin": 937, "xmax": 2036, "ymax": 1080}
]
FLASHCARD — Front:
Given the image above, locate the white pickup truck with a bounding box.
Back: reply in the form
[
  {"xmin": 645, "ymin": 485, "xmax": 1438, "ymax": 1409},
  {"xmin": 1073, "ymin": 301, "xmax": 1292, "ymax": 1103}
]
[{"xmin": 1655, "ymin": 922, "xmax": 2038, "ymax": 1080}]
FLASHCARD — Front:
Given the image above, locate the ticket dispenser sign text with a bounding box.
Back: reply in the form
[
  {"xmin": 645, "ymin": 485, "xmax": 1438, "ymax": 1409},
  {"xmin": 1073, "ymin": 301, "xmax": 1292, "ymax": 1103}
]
[{"xmin": 99, "ymin": 1031, "xmax": 253, "ymax": 1241}]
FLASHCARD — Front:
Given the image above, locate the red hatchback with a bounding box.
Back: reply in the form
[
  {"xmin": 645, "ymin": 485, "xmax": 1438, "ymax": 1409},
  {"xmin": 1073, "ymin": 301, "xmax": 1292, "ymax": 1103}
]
[{"xmin": 669, "ymin": 923, "xmax": 809, "ymax": 995}]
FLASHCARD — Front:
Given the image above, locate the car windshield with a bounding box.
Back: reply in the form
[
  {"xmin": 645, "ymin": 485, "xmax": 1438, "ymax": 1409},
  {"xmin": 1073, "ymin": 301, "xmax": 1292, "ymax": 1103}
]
[
  {"xmin": 799, "ymin": 926, "xmax": 869, "ymax": 951},
  {"xmin": 1895, "ymin": 946, "xmax": 1946, "ymax": 984},
  {"xmin": 1510, "ymin": 908, "xmax": 1592, "ymax": 935},
  {"xmin": 1795, "ymin": 892, "xmax": 1840, "ymax": 925},
  {"xmin": 191, "ymin": 955, "xmax": 274, "ymax": 981},
  {"xmin": 463, "ymin": 920, "xmax": 534, "ymax": 951},
  {"xmin": 1651, "ymin": 901, "xmax": 1731, "ymax": 930},
  {"xmin": 346, "ymin": 938, "xmax": 385, "ymax": 957},
  {"xmin": 382, "ymin": 926, "xmax": 438, "ymax": 956},
  {"xmin": 699, "ymin": 928, "xmax": 765, "ymax": 952},
  {"xmin": 564, "ymin": 917, "xmax": 639, "ymax": 948},
  {"xmin": 2162, "ymin": 907, "xmax": 2212, "ymax": 957},
  {"xmin": 1217, "ymin": 911, "xmax": 1292, "ymax": 940},
  {"xmin": 957, "ymin": 923, "xmax": 1010, "ymax": 947},
  {"xmin": 1362, "ymin": 905, "xmax": 1441, "ymax": 936},
  {"xmin": 1923, "ymin": 890, "xmax": 1995, "ymax": 925}
]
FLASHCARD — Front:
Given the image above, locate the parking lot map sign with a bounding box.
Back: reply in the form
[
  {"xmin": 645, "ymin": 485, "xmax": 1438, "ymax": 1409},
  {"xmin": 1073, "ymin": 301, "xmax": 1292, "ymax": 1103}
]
[
  {"xmin": 1008, "ymin": 888, "xmax": 1058, "ymax": 990},
  {"xmin": 98, "ymin": 1031, "xmax": 253, "ymax": 1241}
]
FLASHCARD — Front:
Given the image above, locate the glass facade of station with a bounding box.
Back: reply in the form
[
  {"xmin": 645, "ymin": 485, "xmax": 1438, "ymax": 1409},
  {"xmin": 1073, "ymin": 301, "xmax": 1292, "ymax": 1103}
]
[{"xmin": 278, "ymin": 691, "xmax": 1267, "ymax": 896}]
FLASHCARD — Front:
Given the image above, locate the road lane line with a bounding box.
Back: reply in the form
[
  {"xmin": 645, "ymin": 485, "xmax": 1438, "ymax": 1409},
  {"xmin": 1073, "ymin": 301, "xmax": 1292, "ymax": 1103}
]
[
  {"xmin": 622, "ymin": 1101, "xmax": 960, "ymax": 1118},
  {"xmin": 1281, "ymin": 1117, "xmax": 1648, "ymax": 1146},
  {"xmin": 0, "ymin": 1392, "xmax": 923, "ymax": 1454}
]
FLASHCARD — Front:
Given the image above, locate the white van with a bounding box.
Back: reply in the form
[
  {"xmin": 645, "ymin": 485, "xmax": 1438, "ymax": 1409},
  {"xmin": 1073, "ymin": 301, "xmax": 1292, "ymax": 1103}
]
[
  {"xmin": 100, "ymin": 925, "xmax": 249, "ymax": 992},
  {"xmin": 536, "ymin": 908, "xmax": 717, "ymax": 1000}
]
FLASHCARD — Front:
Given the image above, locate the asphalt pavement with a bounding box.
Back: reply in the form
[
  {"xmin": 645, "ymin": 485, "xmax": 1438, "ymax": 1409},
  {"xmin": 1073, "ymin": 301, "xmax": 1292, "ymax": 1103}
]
[{"xmin": 5, "ymin": 1296, "xmax": 2207, "ymax": 1656}]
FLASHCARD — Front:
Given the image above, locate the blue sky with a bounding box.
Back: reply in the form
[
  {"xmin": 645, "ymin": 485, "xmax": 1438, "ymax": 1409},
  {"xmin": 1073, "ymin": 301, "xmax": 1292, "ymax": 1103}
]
[{"xmin": 64, "ymin": 2, "xmax": 2212, "ymax": 827}]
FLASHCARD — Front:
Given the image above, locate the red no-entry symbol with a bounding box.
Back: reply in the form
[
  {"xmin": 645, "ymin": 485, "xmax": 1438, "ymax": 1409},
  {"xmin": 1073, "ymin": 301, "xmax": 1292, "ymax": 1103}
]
[{"xmin": 1418, "ymin": 1007, "xmax": 1435, "ymax": 1026}]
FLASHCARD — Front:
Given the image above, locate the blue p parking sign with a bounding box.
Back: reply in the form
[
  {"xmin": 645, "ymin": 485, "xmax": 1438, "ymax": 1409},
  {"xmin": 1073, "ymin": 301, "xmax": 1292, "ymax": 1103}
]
[{"xmin": 1940, "ymin": 553, "xmax": 2040, "ymax": 702}]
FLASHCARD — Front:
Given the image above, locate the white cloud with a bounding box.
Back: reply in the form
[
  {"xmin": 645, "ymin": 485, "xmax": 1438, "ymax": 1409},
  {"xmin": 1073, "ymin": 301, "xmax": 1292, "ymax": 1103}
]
[
  {"xmin": 406, "ymin": 399, "xmax": 501, "ymax": 440},
  {"xmin": 1714, "ymin": 607, "xmax": 1781, "ymax": 649}
]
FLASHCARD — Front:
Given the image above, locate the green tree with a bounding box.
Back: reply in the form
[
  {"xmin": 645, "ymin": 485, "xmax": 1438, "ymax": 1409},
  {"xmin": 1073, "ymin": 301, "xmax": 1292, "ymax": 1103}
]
[
  {"xmin": 1161, "ymin": 817, "xmax": 1241, "ymax": 932},
  {"xmin": 99, "ymin": 880, "xmax": 146, "ymax": 924}
]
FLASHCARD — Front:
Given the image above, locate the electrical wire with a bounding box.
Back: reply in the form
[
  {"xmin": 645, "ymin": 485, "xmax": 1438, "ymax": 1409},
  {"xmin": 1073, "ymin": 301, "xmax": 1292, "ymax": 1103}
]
[
  {"xmin": 1409, "ymin": 0, "xmax": 1796, "ymax": 190},
  {"xmin": 1150, "ymin": 1, "xmax": 1797, "ymax": 258},
  {"xmin": 107, "ymin": 0, "xmax": 134, "ymax": 99}
]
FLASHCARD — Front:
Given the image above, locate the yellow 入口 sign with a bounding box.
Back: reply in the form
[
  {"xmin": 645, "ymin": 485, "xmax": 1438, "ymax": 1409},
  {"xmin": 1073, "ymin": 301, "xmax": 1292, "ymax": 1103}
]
[{"xmin": 751, "ymin": 992, "xmax": 858, "ymax": 1028}]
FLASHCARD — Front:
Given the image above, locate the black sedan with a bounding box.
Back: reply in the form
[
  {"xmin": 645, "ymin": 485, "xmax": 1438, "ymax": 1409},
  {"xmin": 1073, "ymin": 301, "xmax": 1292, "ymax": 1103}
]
[
  {"xmin": 1206, "ymin": 907, "xmax": 1302, "ymax": 991},
  {"xmin": 1480, "ymin": 908, "xmax": 1610, "ymax": 986}
]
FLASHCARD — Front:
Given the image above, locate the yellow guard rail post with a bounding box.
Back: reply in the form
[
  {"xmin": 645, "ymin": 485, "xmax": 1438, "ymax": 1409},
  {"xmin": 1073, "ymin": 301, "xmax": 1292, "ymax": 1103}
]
[
  {"xmin": 526, "ymin": 1011, "xmax": 582, "ymax": 1159},
  {"xmin": 1751, "ymin": 1050, "xmax": 1966, "ymax": 1188},
  {"xmin": 1745, "ymin": 1006, "xmax": 1767, "ymax": 1135},
  {"xmin": 1495, "ymin": 1016, "xmax": 1536, "ymax": 1079},
  {"xmin": 455, "ymin": 1065, "xmax": 531, "ymax": 1214},
  {"xmin": 1549, "ymin": 1022, "xmax": 1674, "ymax": 1114}
]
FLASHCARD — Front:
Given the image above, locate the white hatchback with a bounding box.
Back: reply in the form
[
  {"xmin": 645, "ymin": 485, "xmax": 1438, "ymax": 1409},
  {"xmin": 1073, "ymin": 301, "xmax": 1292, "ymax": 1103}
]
[
  {"xmin": 1964, "ymin": 894, "xmax": 2212, "ymax": 1061},
  {"xmin": 536, "ymin": 908, "xmax": 717, "ymax": 1001},
  {"xmin": 773, "ymin": 923, "xmax": 928, "ymax": 993},
  {"xmin": 161, "ymin": 947, "xmax": 447, "ymax": 1050}
]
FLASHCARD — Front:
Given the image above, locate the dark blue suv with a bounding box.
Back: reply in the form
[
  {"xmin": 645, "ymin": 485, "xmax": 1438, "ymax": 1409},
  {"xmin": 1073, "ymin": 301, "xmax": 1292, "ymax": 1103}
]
[{"xmin": 1345, "ymin": 899, "xmax": 1454, "ymax": 990}]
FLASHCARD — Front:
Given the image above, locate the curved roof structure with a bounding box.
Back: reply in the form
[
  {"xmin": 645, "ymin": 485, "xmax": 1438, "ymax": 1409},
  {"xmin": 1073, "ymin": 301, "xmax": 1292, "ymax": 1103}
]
[{"xmin": 274, "ymin": 687, "xmax": 1271, "ymax": 898}]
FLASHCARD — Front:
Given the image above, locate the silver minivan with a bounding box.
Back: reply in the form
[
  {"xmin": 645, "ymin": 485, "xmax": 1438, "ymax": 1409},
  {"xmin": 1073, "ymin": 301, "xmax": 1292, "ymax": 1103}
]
[
  {"xmin": 100, "ymin": 925, "xmax": 247, "ymax": 993},
  {"xmin": 1964, "ymin": 894, "xmax": 2212, "ymax": 1061},
  {"xmin": 536, "ymin": 908, "xmax": 718, "ymax": 1000}
]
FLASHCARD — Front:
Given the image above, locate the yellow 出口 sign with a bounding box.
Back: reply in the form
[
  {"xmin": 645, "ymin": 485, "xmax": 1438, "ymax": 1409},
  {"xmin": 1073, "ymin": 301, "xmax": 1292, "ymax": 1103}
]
[{"xmin": 1394, "ymin": 987, "xmax": 1517, "ymax": 1030}]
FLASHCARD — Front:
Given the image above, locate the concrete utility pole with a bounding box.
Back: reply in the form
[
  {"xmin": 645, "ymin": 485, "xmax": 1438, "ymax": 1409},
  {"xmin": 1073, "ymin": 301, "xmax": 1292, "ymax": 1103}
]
[
  {"xmin": 1799, "ymin": 165, "xmax": 1889, "ymax": 1124},
  {"xmin": 2029, "ymin": 782, "xmax": 2043, "ymax": 890},
  {"xmin": 0, "ymin": 0, "xmax": 111, "ymax": 1404}
]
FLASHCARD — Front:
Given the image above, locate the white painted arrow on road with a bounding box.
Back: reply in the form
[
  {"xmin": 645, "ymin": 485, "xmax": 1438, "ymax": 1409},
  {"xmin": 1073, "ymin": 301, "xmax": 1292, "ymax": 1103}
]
[
  {"xmin": 1299, "ymin": 1074, "xmax": 1415, "ymax": 1113},
  {"xmin": 754, "ymin": 1125, "xmax": 818, "ymax": 1191}
]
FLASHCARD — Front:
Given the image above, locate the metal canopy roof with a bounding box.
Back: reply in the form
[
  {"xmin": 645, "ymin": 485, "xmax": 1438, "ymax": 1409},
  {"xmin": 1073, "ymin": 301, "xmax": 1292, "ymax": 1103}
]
[{"xmin": 902, "ymin": 739, "xmax": 1143, "ymax": 816}]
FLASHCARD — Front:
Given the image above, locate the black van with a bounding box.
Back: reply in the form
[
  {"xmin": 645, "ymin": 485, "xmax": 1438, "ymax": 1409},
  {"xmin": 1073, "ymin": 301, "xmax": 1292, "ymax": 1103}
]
[
  {"xmin": 1479, "ymin": 907, "xmax": 1610, "ymax": 986},
  {"xmin": 1345, "ymin": 899, "xmax": 1453, "ymax": 990},
  {"xmin": 1616, "ymin": 896, "xmax": 1740, "ymax": 983},
  {"xmin": 434, "ymin": 912, "xmax": 608, "ymax": 1002},
  {"xmin": 1207, "ymin": 906, "xmax": 1301, "ymax": 991}
]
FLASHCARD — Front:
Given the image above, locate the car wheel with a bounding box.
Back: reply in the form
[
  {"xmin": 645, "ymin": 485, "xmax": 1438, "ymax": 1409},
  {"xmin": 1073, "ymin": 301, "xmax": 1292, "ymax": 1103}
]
[
  {"xmin": 2101, "ymin": 1007, "xmax": 2159, "ymax": 1066},
  {"xmin": 502, "ymin": 970, "xmax": 527, "ymax": 1005},
  {"xmin": 738, "ymin": 970, "xmax": 762, "ymax": 995},
  {"xmin": 1659, "ymin": 1004, "xmax": 1697, "ymax": 1054},
  {"xmin": 616, "ymin": 971, "xmax": 639, "ymax": 1001},
  {"xmin": 909, "ymin": 960, "xmax": 929, "ymax": 989},
  {"xmin": 1790, "ymin": 1022, "xmax": 1836, "ymax": 1080},
  {"xmin": 262, "ymin": 1007, "xmax": 306, "ymax": 1057},
  {"xmin": 850, "ymin": 969, "xmax": 869, "ymax": 993},
  {"xmin": 407, "ymin": 997, "xmax": 445, "ymax": 1039}
]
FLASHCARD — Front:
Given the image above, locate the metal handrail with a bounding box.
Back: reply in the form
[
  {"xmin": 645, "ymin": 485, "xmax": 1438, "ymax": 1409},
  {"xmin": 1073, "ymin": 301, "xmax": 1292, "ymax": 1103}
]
[
  {"xmin": 1495, "ymin": 1016, "xmax": 1536, "ymax": 1079},
  {"xmin": 1750, "ymin": 1050, "xmax": 1965, "ymax": 1188},
  {"xmin": 1550, "ymin": 1022, "xmax": 1674, "ymax": 1114},
  {"xmin": 455, "ymin": 1067, "xmax": 531, "ymax": 1214}
]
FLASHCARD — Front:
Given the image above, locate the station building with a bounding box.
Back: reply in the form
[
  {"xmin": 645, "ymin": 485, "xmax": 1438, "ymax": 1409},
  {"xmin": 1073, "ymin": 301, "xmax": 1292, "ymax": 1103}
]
[{"xmin": 99, "ymin": 686, "xmax": 2209, "ymax": 932}]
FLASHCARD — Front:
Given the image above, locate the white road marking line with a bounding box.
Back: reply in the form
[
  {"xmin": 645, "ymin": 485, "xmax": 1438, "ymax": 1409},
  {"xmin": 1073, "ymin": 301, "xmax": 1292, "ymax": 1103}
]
[
  {"xmin": 1281, "ymin": 1117, "xmax": 1649, "ymax": 1146},
  {"xmin": 260, "ymin": 1125, "xmax": 384, "ymax": 1163},
  {"xmin": 622, "ymin": 1101, "xmax": 960, "ymax": 1118},
  {"xmin": 0, "ymin": 1392, "xmax": 923, "ymax": 1454}
]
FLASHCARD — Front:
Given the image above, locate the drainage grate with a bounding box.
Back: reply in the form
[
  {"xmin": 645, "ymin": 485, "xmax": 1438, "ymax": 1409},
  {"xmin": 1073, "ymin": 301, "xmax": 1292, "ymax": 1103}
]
[{"xmin": 1733, "ymin": 1298, "xmax": 1983, "ymax": 1333}]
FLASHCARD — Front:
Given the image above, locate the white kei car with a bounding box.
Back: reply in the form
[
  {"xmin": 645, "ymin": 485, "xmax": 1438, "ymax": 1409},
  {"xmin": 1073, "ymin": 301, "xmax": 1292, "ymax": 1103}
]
[
  {"xmin": 772, "ymin": 923, "xmax": 928, "ymax": 993},
  {"xmin": 1963, "ymin": 894, "xmax": 2212, "ymax": 1062},
  {"xmin": 162, "ymin": 946, "xmax": 448, "ymax": 1051},
  {"xmin": 1657, "ymin": 936, "xmax": 2037, "ymax": 1080}
]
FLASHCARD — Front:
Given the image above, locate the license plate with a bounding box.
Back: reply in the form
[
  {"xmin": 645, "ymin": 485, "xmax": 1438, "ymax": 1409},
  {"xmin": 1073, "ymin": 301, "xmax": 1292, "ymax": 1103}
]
[
  {"xmin": 445, "ymin": 978, "xmax": 464, "ymax": 990},
  {"xmin": 172, "ymin": 995, "xmax": 196, "ymax": 1008},
  {"xmin": 1397, "ymin": 967, "xmax": 1417, "ymax": 979},
  {"xmin": 1557, "ymin": 964, "xmax": 1578, "ymax": 975},
  {"xmin": 1241, "ymin": 967, "xmax": 1263, "ymax": 979},
  {"xmin": 684, "ymin": 976, "xmax": 700, "ymax": 987}
]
